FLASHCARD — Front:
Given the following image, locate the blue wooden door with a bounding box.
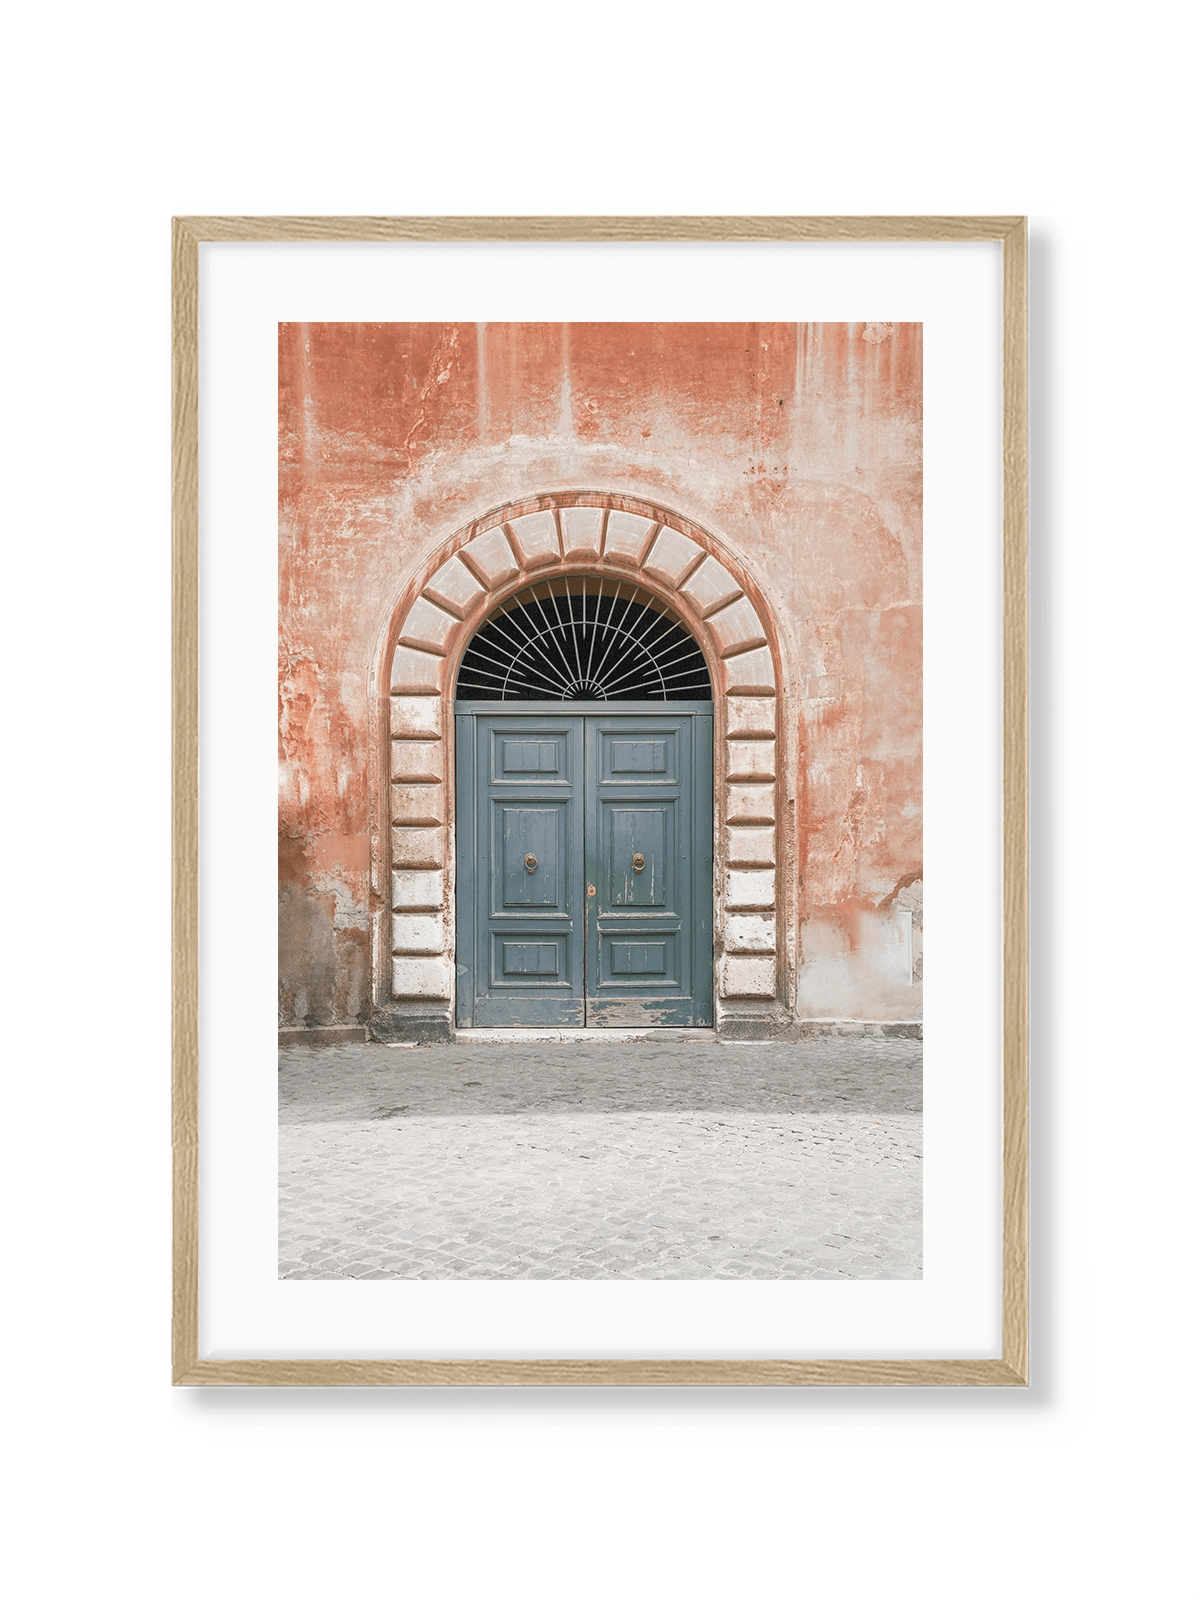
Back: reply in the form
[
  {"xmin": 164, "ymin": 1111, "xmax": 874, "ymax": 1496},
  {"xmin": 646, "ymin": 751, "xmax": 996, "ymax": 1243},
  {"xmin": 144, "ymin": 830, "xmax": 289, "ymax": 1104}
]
[
  {"xmin": 584, "ymin": 713, "xmax": 713, "ymax": 1027},
  {"xmin": 456, "ymin": 713, "xmax": 586, "ymax": 1026},
  {"xmin": 456, "ymin": 707, "xmax": 711, "ymax": 1027}
]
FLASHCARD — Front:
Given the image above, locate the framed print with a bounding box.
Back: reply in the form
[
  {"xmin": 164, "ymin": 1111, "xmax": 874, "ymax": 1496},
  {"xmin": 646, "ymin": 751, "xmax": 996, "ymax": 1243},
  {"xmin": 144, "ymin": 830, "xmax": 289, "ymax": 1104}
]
[{"xmin": 173, "ymin": 216, "xmax": 1027, "ymax": 1385}]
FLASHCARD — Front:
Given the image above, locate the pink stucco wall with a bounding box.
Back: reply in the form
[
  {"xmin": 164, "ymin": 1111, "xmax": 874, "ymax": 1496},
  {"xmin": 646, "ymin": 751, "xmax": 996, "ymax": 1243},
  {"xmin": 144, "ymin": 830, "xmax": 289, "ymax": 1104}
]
[{"xmin": 279, "ymin": 322, "xmax": 922, "ymax": 1032}]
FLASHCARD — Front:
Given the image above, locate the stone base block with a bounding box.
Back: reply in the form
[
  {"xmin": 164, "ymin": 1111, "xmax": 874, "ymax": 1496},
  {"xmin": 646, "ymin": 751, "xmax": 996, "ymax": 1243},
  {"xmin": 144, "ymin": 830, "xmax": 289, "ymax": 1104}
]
[
  {"xmin": 369, "ymin": 1005, "xmax": 455, "ymax": 1045},
  {"xmin": 714, "ymin": 1002, "xmax": 795, "ymax": 1040}
]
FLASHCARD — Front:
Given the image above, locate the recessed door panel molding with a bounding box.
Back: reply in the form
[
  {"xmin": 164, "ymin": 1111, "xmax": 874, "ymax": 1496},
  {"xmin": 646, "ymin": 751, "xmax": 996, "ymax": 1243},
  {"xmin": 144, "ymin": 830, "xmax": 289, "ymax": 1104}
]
[
  {"xmin": 500, "ymin": 940, "xmax": 561, "ymax": 978},
  {"xmin": 601, "ymin": 928, "xmax": 680, "ymax": 987},
  {"xmin": 605, "ymin": 805, "xmax": 670, "ymax": 907},
  {"xmin": 608, "ymin": 939, "xmax": 669, "ymax": 977},
  {"xmin": 598, "ymin": 728, "xmax": 679, "ymax": 785},
  {"xmin": 497, "ymin": 804, "xmax": 565, "ymax": 910},
  {"xmin": 491, "ymin": 932, "xmax": 572, "ymax": 988},
  {"xmin": 609, "ymin": 740, "xmax": 667, "ymax": 775},
  {"xmin": 489, "ymin": 728, "xmax": 571, "ymax": 784},
  {"xmin": 456, "ymin": 704, "xmax": 713, "ymax": 1028},
  {"xmin": 500, "ymin": 739, "xmax": 560, "ymax": 776}
]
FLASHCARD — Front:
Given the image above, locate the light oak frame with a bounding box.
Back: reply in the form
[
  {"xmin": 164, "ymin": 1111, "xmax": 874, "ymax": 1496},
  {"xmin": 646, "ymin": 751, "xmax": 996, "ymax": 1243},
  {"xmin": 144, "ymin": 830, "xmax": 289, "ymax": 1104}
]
[{"xmin": 173, "ymin": 215, "xmax": 1028, "ymax": 1387}]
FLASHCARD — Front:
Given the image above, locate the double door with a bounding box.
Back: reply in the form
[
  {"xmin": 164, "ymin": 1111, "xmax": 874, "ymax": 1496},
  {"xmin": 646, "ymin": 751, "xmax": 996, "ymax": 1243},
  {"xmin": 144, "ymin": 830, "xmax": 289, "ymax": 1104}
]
[{"xmin": 455, "ymin": 705, "xmax": 713, "ymax": 1027}]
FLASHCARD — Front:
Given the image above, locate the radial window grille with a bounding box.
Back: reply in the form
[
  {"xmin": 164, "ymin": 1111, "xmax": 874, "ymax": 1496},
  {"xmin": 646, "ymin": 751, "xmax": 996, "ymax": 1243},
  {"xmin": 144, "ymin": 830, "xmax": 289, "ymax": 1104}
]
[{"xmin": 456, "ymin": 576, "xmax": 712, "ymax": 702}]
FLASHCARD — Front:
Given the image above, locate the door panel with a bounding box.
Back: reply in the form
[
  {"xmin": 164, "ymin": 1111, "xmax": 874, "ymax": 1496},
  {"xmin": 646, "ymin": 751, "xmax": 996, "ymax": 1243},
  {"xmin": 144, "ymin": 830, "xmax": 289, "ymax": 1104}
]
[
  {"xmin": 497, "ymin": 803, "xmax": 564, "ymax": 909},
  {"xmin": 490, "ymin": 929, "xmax": 572, "ymax": 989},
  {"xmin": 606, "ymin": 805, "xmax": 669, "ymax": 906},
  {"xmin": 488, "ymin": 727, "xmax": 572, "ymax": 785},
  {"xmin": 609, "ymin": 739, "xmax": 667, "ymax": 775},
  {"xmin": 608, "ymin": 938, "xmax": 668, "ymax": 975},
  {"xmin": 499, "ymin": 939, "xmax": 562, "ymax": 977},
  {"xmin": 598, "ymin": 923, "xmax": 681, "ymax": 988},
  {"xmin": 456, "ymin": 704, "xmax": 712, "ymax": 1028},
  {"xmin": 598, "ymin": 728, "xmax": 679, "ymax": 784},
  {"xmin": 457, "ymin": 713, "xmax": 585, "ymax": 1027},
  {"xmin": 585, "ymin": 713, "xmax": 712, "ymax": 1027},
  {"xmin": 498, "ymin": 737, "xmax": 561, "ymax": 777}
]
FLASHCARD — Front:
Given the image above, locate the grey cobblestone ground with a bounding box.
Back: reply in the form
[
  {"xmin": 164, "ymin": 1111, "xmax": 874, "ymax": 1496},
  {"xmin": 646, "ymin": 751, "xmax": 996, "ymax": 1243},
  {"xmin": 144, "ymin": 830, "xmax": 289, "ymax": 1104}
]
[{"xmin": 279, "ymin": 1036, "xmax": 921, "ymax": 1280}]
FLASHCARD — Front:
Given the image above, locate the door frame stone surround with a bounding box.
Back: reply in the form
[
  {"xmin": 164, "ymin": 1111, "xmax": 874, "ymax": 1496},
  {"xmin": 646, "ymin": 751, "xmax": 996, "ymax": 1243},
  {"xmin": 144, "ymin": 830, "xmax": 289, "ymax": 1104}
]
[{"xmin": 370, "ymin": 490, "xmax": 789, "ymax": 1041}]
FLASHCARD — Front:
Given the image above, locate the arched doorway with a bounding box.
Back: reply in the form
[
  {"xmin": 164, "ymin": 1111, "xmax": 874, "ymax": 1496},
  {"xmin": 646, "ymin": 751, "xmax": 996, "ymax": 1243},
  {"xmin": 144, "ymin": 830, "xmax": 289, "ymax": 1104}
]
[
  {"xmin": 379, "ymin": 494, "xmax": 782, "ymax": 1042},
  {"xmin": 453, "ymin": 576, "xmax": 714, "ymax": 1027}
]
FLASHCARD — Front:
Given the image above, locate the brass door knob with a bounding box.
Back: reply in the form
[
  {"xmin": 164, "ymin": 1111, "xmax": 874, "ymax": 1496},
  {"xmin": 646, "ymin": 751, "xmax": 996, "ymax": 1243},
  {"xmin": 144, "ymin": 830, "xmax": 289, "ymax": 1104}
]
[
  {"xmin": 632, "ymin": 852, "xmax": 646, "ymax": 872},
  {"xmin": 587, "ymin": 883, "xmax": 596, "ymax": 897},
  {"xmin": 524, "ymin": 853, "xmax": 538, "ymax": 873}
]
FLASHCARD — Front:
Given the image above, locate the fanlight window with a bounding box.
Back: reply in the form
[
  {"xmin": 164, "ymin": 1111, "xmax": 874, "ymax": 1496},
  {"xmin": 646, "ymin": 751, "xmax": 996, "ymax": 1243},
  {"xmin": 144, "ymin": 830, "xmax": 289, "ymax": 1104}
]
[{"xmin": 456, "ymin": 576, "xmax": 712, "ymax": 702}]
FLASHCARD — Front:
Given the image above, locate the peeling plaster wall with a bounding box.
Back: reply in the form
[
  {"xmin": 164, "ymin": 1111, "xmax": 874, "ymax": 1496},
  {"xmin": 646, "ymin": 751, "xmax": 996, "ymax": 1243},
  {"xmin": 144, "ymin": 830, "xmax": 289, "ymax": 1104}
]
[{"xmin": 279, "ymin": 322, "xmax": 923, "ymax": 1029}]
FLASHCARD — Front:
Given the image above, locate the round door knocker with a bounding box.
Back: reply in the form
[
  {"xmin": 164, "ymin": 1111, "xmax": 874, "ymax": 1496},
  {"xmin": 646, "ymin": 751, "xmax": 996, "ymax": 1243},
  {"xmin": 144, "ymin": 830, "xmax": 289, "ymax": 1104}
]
[
  {"xmin": 632, "ymin": 852, "xmax": 646, "ymax": 873},
  {"xmin": 524, "ymin": 853, "xmax": 538, "ymax": 873}
]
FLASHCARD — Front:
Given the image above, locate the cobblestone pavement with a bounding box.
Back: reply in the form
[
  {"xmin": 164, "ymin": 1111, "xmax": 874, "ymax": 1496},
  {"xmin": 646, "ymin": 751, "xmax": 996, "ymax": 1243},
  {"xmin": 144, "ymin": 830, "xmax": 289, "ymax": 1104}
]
[{"xmin": 279, "ymin": 1037, "xmax": 921, "ymax": 1280}]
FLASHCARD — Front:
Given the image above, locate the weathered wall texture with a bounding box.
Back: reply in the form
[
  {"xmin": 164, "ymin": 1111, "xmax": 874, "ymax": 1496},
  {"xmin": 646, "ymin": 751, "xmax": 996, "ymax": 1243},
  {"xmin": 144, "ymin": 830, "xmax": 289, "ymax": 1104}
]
[{"xmin": 279, "ymin": 322, "xmax": 922, "ymax": 1034}]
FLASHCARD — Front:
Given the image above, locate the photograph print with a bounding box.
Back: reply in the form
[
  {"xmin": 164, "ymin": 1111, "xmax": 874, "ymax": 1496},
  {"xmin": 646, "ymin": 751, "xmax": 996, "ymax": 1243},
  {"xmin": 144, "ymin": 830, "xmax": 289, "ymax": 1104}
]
[{"xmin": 278, "ymin": 321, "xmax": 922, "ymax": 1281}]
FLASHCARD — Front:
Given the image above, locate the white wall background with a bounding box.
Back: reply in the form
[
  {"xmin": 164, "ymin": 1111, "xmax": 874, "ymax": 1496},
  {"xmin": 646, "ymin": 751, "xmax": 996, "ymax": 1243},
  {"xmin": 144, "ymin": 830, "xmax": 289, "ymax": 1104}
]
[{"xmin": 3, "ymin": 3, "xmax": 1195, "ymax": 1596}]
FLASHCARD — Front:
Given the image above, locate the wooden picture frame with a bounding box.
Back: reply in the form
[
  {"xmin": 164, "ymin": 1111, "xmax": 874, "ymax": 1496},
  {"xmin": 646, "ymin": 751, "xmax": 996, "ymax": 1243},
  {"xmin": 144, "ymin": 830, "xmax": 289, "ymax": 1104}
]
[{"xmin": 173, "ymin": 215, "xmax": 1027, "ymax": 1386}]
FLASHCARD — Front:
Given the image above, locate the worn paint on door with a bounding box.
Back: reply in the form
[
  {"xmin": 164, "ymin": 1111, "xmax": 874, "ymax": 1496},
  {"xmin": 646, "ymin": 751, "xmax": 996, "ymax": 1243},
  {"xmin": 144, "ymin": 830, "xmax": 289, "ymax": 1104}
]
[{"xmin": 456, "ymin": 705, "xmax": 713, "ymax": 1028}]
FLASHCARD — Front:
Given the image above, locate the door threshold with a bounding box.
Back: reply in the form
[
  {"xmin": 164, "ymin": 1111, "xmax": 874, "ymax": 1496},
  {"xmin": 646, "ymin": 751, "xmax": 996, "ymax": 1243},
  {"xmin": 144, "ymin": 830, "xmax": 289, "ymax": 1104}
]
[{"xmin": 455, "ymin": 1027, "xmax": 718, "ymax": 1044}]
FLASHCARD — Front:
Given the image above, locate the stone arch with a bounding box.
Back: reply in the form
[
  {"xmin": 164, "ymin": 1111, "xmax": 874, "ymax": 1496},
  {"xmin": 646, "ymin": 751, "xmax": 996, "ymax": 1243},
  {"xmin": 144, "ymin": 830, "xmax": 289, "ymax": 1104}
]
[{"xmin": 380, "ymin": 492, "xmax": 783, "ymax": 1037}]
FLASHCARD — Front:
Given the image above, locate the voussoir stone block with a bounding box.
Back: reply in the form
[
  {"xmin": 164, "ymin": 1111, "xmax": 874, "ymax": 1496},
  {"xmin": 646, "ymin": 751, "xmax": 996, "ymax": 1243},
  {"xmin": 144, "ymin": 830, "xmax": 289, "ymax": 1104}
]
[
  {"xmin": 725, "ymin": 698, "xmax": 776, "ymax": 739},
  {"xmin": 643, "ymin": 526, "xmax": 704, "ymax": 588},
  {"xmin": 725, "ymin": 825, "xmax": 776, "ymax": 867},
  {"xmin": 559, "ymin": 505, "xmax": 605, "ymax": 560},
  {"xmin": 708, "ymin": 595, "xmax": 768, "ymax": 658},
  {"xmin": 392, "ymin": 955, "xmax": 452, "ymax": 1000},
  {"xmin": 727, "ymin": 740, "xmax": 776, "ymax": 782},
  {"xmin": 390, "ymin": 696, "xmax": 442, "ymax": 739},
  {"xmin": 725, "ymin": 868, "xmax": 775, "ymax": 909},
  {"xmin": 422, "ymin": 556, "xmax": 485, "ymax": 619},
  {"xmin": 390, "ymin": 783, "xmax": 445, "ymax": 827},
  {"xmin": 391, "ymin": 825, "xmax": 444, "ymax": 868},
  {"xmin": 398, "ymin": 596, "xmax": 458, "ymax": 656},
  {"xmin": 719, "ymin": 954, "xmax": 777, "ymax": 998},
  {"xmin": 726, "ymin": 783, "xmax": 776, "ymax": 824},
  {"xmin": 507, "ymin": 511, "xmax": 560, "ymax": 569},
  {"xmin": 462, "ymin": 525, "xmax": 521, "ymax": 590},
  {"xmin": 722, "ymin": 648, "xmax": 776, "ymax": 695},
  {"xmin": 681, "ymin": 555, "xmax": 743, "ymax": 616},
  {"xmin": 723, "ymin": 914, "xmax": 777, "ymax": 954},
  {"xmin": 391, "ymin": 741, "xmax": 444, "ymax": 784},
  {"xmin": 390, "ymin": 645, "xmax": 446, "ymax": 695},
  {"xmin": 603, "ymin": 510, "xmax": 657, "ymax": 566},
  {"xmin": 391, "ymin": 870, "xmax": 444, "ymax": 910},
  {"xmin": 391, "ymin": 913, "xmax": 446, "ymax": 955}
]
